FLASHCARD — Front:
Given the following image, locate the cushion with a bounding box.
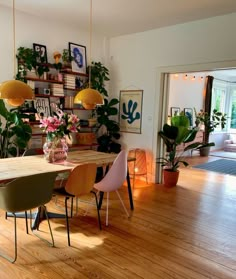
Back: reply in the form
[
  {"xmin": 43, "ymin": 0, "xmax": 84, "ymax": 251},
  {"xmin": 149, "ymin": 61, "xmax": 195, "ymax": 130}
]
[{"xmin": 229, "ymin": 134, "xmax": 236, "ymax": 143}]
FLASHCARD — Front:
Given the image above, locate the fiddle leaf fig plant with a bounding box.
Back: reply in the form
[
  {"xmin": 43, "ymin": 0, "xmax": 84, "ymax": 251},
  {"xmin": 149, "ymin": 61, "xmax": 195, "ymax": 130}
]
[{"xmin": 0, "ymin": 100, "xmax": 32, "ymax": 158}]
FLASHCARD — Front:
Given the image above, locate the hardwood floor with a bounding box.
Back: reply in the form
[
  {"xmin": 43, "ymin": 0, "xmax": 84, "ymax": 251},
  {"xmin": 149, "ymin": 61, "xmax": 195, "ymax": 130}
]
[{"xmin": 0, "ymin": 156, "xmax": 236, "ymax": 278}]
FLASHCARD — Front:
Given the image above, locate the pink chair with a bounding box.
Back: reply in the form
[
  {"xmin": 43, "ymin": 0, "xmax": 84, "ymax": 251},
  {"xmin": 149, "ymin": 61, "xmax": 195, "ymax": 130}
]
[{"xmin": 94, "ymin": 150, "xmax": 130, "ymax": 226}]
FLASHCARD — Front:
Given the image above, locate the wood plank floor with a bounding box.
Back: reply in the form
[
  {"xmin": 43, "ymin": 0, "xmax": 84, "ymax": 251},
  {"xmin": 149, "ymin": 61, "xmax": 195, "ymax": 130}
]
[{"xmin": 0, "ymin": 155, "xmax": 236, "ymax": 278}]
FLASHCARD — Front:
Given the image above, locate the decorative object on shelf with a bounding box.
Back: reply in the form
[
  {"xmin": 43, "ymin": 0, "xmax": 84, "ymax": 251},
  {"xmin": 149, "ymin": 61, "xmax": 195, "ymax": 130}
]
[
  {"xmin": 69, "ymin": 42, "xmax": 87, "ymax": 74},
  {"xmin": 33, "ymin": 43, "xmax": 48, "ymax": 64},
  {"xmin": 33, "ymin": 96, "xmax": 51, "ymax": 119},
  {"xmin": 0, "ymin": 0, "xmax": 34, "ymax": 107},
  {"xmin": 52, "ymin": 51, "xmax": 62, "ymax": 71},
  {"xmin": 62, "ymin": 49, "xmax": 73, "ymax": 70},
  {"xmin": 157, "ymin": 114, "xmax": 198, "ymax": 187},
  {"xmin": 40, "ymin": 104, "xmax": 80, "ymax": 163},
  {"xmin": 74, "ymin": 0, "xmax": 103, "ymax": 110},
  {"xmin": 171, "ymin": 107, "xmax": 180, "ymax": 116},
  {"xmin": 119, "ymin": 90, "xmax": 143, "ymax": 134}
]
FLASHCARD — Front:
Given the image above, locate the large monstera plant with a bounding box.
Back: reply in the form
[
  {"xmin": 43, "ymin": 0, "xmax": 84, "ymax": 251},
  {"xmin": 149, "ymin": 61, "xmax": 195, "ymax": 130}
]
[
  {"xmin": 90, "ymin": 61, "xmax": 121, "ymax": 153},
  {"xmin": 96, "ymin": 98, "xmax": 121, "ymax": 153},
  {"xmin": 0, "ymin": 100, "xmax": 32, "ymax": 158}
]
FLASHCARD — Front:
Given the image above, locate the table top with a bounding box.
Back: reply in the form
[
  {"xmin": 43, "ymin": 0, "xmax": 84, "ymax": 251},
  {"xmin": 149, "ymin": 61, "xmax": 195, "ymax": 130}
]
[{"xmin": 0, "ymin": 150, "xmax": 134, "ymax": 182}]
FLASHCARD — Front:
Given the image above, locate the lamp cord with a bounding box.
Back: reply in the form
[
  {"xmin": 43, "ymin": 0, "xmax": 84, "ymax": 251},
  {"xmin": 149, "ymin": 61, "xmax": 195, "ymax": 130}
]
[
  {"xmin": 88, "ymin": 0, "xmax": 92, "ymax": 89},
  {"xmin": 13, "ymin": 0, "xmax": 16, "ymax": 77}
]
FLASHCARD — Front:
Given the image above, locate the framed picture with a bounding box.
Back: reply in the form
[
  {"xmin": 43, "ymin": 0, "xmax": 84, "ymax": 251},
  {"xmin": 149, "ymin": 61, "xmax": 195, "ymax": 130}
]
[
  {"xmin": 119, "ymin": 90, "xmax": 143, "ymax": 134},
  {"xmin": 171, "ymin": 107, "xmax": 180, "ymax": 116},
  {"xmin": 33, "ymin": 43, "xmax": 48, "ymax": 63},
  {"xmin": 69, "ymin": 42, "xmax": 87, "ymax": 74},
  {"xmin": 184, "ymin": 108, "xmax": 193, "ymax": 126},
  {"xmin": 33, "ymin": 97, "xmax": 51, "ymax": 120}
]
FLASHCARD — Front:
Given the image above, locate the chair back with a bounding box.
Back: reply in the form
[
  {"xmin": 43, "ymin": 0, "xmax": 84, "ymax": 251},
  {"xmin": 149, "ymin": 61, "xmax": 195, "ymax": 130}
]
[
  {"xmin": 0, "ymin": 172, "xmax": 57, "ymax": 213},
  {"xmin": 65, "ymin": 163, "xmax": 97, "ymax": 196},
  {"xmin": 94, "ymin": 150, "xmax": 127, "ymax": 192}
]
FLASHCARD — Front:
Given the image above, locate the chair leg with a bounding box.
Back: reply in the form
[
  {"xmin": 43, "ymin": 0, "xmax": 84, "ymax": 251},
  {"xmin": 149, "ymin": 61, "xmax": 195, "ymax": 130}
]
[
  {"xmin": 106, "ymin": 192, "xmax": 109, "ymax": 226},
  {"xmin": 65, "ymin": 197, "xmax": 71, "ymax": 246},
  {"xmin": 25, "ymin": 211, "xmax": 29, "ymax": 234},
  {"xmin": 30, "ymin": 207, "xmax": 55, "ymax": 247},
  {"xmin": 0, "ymin": 213, "xmax": 17, "ymax": 263},
  {"xmin": 70, "ymin": 197, "xmax": 74, "ymax": 218},
  {"xmin": 91, "ymin": 191, "xmax": 102, "ymax": 230},
  {"xmin": 115, "ymin": 190, "xmax": 130, "ymax": 217}
]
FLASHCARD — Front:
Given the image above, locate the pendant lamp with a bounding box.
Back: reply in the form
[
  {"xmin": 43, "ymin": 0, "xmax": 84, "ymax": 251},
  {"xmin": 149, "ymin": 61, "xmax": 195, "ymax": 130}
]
[
  {"xmin": 74, "ymin": 0, "xmax": 103, "ymax": 109},
  {"xmin": 0, "ymin": 0, "xmax": 34, "ymax": 107}
]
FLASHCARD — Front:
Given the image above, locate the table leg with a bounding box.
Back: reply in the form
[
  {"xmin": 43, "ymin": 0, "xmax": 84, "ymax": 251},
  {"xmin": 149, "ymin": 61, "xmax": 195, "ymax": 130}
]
[{"xmin": 126, "ymin": 169, "xmax": 134, "ymax": 210}]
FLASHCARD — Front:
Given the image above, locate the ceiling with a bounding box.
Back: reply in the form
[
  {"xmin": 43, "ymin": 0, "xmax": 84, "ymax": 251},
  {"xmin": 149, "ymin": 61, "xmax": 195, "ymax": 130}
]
[{"xmin": 1, "ymin": 0, "xmax": 236, "ymax": 37}]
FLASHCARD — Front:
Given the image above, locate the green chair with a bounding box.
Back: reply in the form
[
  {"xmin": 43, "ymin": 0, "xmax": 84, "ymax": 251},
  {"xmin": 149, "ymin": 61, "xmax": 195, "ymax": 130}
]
[{"xmin": 0, "ymin": 172, "xmax": 57, "ymax": 263}]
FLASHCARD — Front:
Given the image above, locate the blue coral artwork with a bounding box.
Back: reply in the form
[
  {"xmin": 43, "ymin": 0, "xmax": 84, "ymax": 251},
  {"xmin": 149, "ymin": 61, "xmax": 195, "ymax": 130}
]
[{"xmin": 119, "ymin": 90, "xmax": 143, "ymax": 133}]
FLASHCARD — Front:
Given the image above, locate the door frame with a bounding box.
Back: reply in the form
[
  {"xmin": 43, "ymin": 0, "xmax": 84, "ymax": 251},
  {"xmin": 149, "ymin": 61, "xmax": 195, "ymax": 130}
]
[{"xmin": 154, "ymin": 60, "xmax": 236, "ymax": 183}]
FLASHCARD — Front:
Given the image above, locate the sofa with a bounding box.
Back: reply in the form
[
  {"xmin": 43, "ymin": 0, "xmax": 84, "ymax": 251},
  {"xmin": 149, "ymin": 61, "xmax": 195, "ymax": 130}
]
[{"xmin": 224, "ymin": 134, "xmax": 236, "ymax": 152}]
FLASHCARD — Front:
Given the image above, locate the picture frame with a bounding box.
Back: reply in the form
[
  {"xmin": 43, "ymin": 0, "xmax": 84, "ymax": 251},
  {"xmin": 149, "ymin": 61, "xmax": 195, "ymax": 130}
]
[
  {"xmin": 184, "ymin": 108, "xmax": 193, "ymax": 126},
  {"xmin": 69, "ymin": 42, "xmax": 87, "ymax": 74},
  {"xmin": 33, "ymin": 97, "xmax": 51, "ymax": 120},
  {"xmin": 119, "ymin": 90, "xmax": 143, "ymax": 134},
  {"xmin": 171, "ymin": 107, "xmax": 180, "ymax": 117},
  {"xmin": 33, "ymin": 43, "xmax": 48, "ymax": 63}
]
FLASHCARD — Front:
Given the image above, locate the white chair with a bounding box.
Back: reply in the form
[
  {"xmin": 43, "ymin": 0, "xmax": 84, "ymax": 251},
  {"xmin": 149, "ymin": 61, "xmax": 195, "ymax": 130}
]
[{"xmin": 94, "ymin": 150, "xmax": 130, "ymax": 226}]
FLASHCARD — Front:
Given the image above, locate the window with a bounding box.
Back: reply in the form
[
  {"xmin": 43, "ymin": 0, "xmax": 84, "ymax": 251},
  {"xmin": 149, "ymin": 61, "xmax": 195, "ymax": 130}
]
[{"xmin": 211, "ymin": 80, "xmax": 227, "ymax": 131}]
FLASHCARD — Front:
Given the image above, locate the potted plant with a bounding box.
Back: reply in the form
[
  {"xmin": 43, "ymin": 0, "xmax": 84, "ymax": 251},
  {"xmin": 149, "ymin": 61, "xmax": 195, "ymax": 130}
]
[
  {"xmin": 189, "ymin": 108, "xmax": 227, "ymax": 156},
  {"xmin": 0, "ymin": 100, "xmax": 32, "ymax": 158},
  {"xmin": 16, "ymin": 46, "xmax": 49, "ymax": 80},
  {"xmin": 62, "ymin": 49, "xmax": 74, "ymax": 70},
  {"xmin": 158, "ymin": 114, "xmax": 198, "ymax": 187},
  {"xmin": 89, "ymin": 61, "xmax": 121, "ymax": 153}
]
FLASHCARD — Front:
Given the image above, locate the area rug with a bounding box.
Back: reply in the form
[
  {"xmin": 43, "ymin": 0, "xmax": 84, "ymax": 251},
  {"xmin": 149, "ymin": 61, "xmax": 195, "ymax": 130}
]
[
  {"xmin": 193, "ymin": 159, "xmax": 236, "ymax": 176},
  {"xmin": 210, "ymin": 151, "xmax": 236, "ymax": 159}
]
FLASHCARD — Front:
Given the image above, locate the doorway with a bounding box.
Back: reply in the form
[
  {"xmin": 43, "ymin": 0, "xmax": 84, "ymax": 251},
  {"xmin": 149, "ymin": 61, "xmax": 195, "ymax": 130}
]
[{"xmin": 155, "ymin": 60, "xmax": 236, "ymax": 183}]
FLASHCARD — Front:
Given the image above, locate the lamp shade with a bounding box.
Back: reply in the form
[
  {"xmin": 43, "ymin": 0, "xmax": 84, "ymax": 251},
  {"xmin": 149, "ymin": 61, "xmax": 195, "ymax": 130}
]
[
  {"xmin": 74, "ymin": 88, "xmax": 103, "ymax": 110},
  {"xmin": 0, "ymin": 80, "xmax": 34, "ymax": 100}
]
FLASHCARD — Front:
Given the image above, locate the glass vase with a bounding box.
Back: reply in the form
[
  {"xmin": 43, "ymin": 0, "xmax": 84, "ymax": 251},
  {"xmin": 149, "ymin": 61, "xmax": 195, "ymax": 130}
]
[{"xmin": 43, "ymin": 136, "xmax": 68, "ymax": 163}]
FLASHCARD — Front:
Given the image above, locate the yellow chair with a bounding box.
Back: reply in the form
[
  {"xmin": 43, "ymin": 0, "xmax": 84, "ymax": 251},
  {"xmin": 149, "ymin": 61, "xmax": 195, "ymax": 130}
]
[
  {"xmin": 0, "ymin": 172, "xmax": 57, "ymax": 263},
  {"xmin": 53, "ymin": 163, "xmax": 101, "ymax": 246}
]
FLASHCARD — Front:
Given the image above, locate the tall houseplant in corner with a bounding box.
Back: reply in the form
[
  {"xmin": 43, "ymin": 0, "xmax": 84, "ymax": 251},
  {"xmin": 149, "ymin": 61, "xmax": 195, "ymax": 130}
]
[
  {"xmin": 158, "ymin": 114, "xmax": 198, "ymax": 187},
  {"xmin": 89, "ymin": 61, "xmax": 121, "ymax": 153}
]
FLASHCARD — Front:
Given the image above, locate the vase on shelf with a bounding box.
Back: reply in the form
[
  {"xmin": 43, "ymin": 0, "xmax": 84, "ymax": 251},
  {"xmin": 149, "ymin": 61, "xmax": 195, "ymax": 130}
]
[{"xmin": 43, "ymin": 136, "xmax": 68, "ymax": 163}]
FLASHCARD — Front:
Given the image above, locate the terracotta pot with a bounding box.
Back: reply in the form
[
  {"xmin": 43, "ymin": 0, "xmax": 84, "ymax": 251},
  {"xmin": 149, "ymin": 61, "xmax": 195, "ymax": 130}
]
[{"xmin": 163, "ymin": 169, "xmax": 179, "ymax": 187}]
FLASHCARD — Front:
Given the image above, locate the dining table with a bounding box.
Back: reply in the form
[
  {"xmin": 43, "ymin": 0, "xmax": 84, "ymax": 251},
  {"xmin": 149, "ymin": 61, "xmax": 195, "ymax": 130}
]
[{"xmin": 1, "ymin": 150, "xmax": 135, "ymax": 210}]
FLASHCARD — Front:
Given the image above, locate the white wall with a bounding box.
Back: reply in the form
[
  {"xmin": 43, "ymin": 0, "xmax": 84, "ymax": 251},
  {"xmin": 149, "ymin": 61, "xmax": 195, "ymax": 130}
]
[
  {"xmin": 109, "ymin": 13, "xmax": 236, "ymax": 182},
  {"xmin": 168, "ymin": 73, "xmax": 205, "ymax": 119},
  {"xmin": 0, "ymin": 5, "xmax": 105, "ymax": 82}
]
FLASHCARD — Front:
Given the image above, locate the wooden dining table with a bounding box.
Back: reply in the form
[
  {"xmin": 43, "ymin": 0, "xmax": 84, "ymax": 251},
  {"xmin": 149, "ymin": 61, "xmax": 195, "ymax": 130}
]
[{"xmin": 0, "ymin": 150, "xmax": 135, "ymax": 210}]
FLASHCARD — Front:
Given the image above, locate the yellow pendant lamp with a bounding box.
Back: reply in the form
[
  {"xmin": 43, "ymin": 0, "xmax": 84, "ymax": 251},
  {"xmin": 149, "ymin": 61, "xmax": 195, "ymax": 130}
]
[
  {"xmin": 0, "ymin": 0, "xmax": 34, "ymax": 107},
  {"xmin": 74, "ymin": 0, "xmax": 103, "ymax": 109}
]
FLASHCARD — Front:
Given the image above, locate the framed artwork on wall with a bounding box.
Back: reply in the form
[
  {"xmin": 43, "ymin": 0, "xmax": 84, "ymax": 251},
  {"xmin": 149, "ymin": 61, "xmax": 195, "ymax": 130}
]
[
  {"xmin": 33, "ymin": 97, "xmax": 51, "ymax": 120},
  {"xmin": 69, "ymin": 42, "xmax": 87, "ymax": 74},
  {"xmin": 33, "ymin": 43, "xmax": 48, "ymax": 63},
  {"xmin": 184, "ymin": 108, "xmax": 193, "ymax": 126},
  {"xmin": 119, "ymin": 90, "xmax": 143, "ymax": 134},
  {"xmin": 171, "ymin": 107, "xmax": 180, "ymax": 116}
]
